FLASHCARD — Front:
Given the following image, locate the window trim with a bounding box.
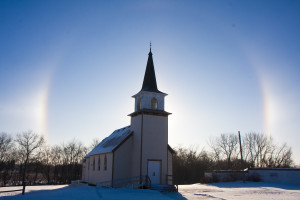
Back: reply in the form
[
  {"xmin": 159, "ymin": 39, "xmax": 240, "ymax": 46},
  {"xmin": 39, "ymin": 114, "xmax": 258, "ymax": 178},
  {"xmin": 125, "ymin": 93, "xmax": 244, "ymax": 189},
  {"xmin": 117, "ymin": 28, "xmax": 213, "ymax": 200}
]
[
  {"xmin": 138, "ymin": 99, "xmax": 142, "ymax": 111},
  {"xmin": 151, "ymin": 97, "xmax": 158, "ymax": 110}
]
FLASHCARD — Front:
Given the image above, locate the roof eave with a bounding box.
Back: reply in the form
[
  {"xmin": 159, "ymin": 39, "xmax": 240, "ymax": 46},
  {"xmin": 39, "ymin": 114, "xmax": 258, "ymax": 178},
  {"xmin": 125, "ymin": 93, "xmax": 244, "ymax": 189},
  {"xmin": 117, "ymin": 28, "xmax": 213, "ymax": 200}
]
[
  {"xmin": 132, "ymin": 90, "xmax": 168, "ymax": 98},
  {"xmin": 128, "ymin": 109, "xmax": 171, "ymax": 117}
]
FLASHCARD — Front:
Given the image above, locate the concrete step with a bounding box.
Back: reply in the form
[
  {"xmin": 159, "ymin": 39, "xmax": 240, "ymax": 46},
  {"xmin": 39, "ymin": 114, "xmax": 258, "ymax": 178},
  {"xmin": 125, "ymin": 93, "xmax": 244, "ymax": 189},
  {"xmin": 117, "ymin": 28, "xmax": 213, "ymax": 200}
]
[{"xmin": 147, "ymin": 184, "xmax": 177, "ymax": 192}]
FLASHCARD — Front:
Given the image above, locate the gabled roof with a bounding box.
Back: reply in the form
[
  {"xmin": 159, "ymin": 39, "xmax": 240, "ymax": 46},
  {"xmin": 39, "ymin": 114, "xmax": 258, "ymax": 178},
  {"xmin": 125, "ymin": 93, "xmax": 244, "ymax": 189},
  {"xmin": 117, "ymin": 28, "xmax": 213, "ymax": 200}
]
[
  {"xmin": 168, "ymin": 144, "xmax": 175, "ymax": 154},
  {"xmin": 85, "ymin": 126, "xmax": 132, "ymax": 158},
  {"xmin": 141, "ymin": 48, "xmax": 164, "ymax": 94}
]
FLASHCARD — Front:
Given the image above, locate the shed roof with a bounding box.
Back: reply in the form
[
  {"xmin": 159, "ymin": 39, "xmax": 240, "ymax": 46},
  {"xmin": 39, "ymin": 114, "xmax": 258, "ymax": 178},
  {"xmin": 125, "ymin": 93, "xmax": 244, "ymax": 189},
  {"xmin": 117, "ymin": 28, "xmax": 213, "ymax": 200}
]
[{"xmin": 85, "ymin": 126, "xmax": 132, "ymax": 158}]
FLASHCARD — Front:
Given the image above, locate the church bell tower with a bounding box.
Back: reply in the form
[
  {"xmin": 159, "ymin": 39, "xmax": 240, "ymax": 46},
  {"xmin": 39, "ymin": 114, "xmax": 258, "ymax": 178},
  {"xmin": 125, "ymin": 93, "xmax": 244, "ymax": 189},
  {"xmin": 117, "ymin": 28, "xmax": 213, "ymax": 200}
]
[
  {"xmin": 129, "ymin": 46, "xmax": 171, "ymax": 185},
  {"xmin": 133, "ymin": 47, "xmax": 167, "ymax": 112}
]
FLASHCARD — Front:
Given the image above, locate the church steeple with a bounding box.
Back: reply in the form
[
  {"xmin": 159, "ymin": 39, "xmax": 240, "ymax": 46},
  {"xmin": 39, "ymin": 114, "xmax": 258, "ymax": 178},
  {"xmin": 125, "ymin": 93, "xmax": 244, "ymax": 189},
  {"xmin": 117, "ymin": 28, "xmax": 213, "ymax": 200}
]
[
  {"xmin": 141, "ymin": 45, "xmax": 161, "ymax": 93},
  {"xmin": 131, "ymin": 46, "xmax": 168, "ymax": 113}
]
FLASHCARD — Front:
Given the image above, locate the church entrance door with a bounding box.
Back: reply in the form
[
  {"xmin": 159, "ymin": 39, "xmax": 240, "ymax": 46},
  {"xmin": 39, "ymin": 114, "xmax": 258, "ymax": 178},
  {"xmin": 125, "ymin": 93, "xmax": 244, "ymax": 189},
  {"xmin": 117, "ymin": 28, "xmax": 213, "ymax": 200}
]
[{"xmin": 147, "ymin": 160, "xmax": 161, "ymax": 185}]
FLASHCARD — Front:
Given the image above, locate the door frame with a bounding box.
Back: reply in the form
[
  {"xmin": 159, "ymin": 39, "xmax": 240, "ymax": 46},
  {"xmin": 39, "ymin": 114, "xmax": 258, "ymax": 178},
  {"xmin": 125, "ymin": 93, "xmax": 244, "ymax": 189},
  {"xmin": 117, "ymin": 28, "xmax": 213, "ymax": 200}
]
[{"xmin": 147, "ymin": 159, "xmax": 162, "ymax": 184}]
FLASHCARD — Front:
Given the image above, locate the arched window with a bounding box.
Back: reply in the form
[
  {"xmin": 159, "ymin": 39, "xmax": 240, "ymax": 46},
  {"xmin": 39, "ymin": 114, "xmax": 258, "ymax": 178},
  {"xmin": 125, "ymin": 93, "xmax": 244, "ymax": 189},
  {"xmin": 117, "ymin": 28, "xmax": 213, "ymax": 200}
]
[
  {"xmin": 138, "ymin": 99, "xmax": 142, "ymax": 111},
  {"xmin": 98, "ymin": 156, "xmax": 101, "ymax": 171},
  {"xmin": 151, "ymin": 98, "xmax": 158, "ymax": 110},
  {"xmin": 88, "ymin": 158, "xmax": 90, "ymax": 170},
  {"xmin": 104, "ymin": 155, "xmax": 107, "ymax": 170}
]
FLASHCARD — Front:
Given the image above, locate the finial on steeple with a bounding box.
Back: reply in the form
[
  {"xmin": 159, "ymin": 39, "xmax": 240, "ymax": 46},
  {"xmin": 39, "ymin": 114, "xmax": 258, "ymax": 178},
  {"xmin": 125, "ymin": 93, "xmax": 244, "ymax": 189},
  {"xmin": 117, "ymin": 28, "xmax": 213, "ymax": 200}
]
[{"xmin": 150, "ymin": 41, "xmax": 152, "ymax": 53}]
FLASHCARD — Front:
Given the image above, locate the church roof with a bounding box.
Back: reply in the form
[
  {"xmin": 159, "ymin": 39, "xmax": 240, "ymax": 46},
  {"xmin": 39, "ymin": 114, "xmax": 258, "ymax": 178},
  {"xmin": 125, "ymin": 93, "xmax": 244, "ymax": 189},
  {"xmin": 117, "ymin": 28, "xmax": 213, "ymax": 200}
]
[
  {"xmin": 141, "ymin": 48, "xmax": 164, "ymax": 94},
  {"xmin": 85, "ymin": 126, "xmax": 132, "ymax": 158}
]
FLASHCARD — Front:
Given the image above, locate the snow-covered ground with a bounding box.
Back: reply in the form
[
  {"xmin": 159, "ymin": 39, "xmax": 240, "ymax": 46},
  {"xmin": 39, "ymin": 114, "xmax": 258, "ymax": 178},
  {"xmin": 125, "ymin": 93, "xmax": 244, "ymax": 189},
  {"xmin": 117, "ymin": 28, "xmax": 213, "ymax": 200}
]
[
  {"xmin": 1, "ymin": 181, "xmax": 300, "ymax": 200},
  {"xmin": 179, "ymin": 181, "xmax": 300, "ymax": 200}
]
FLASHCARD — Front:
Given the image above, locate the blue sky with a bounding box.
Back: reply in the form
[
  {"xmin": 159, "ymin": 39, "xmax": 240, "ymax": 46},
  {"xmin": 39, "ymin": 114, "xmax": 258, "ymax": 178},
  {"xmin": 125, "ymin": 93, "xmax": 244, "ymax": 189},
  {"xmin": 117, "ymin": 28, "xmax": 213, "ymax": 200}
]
[{"xmin": 1, "ymin": 0, "xmax": 300, "ymax": 164}]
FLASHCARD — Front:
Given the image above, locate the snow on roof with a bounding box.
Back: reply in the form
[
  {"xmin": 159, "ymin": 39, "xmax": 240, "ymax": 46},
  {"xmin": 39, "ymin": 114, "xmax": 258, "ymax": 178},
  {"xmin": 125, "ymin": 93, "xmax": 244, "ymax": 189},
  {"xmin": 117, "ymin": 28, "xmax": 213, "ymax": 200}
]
[{"xmin": 85, "ymin": 126, "xmax": 132, "ymax": 158}]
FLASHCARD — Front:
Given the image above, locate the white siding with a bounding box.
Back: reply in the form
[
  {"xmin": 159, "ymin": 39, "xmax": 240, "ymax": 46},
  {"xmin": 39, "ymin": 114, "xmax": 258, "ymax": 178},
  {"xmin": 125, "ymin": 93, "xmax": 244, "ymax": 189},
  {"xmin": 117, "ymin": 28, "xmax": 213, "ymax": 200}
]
[
  {"xmin": 113, "ymin": 136, "xmax": 133, "ymax": 187},
  {"xmin": 130, "ymin": 115, "xmax": 143, "ymax": 178},
  {"xmin": 130, "ymin": 112, "xmax": 169, "ymax": 185},
  {"xmin": 249, "ymin": 169, "xmax": 300, "ymax": 185},
  {"xmin": 86, "ymin": 153, "xmax": 113, "ymax": 185},
  {"xmin": 142, "ymin": 114, "xmax": 168, "ymax": 184}
]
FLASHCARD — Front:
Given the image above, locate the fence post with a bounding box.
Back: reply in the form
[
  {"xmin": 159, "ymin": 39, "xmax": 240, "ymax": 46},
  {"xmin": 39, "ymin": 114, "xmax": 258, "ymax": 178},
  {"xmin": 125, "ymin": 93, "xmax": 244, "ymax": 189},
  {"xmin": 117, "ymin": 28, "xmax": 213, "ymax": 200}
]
[{"xmin": 22, "ymin": 181, "xmax": 26, "ymax": 195}]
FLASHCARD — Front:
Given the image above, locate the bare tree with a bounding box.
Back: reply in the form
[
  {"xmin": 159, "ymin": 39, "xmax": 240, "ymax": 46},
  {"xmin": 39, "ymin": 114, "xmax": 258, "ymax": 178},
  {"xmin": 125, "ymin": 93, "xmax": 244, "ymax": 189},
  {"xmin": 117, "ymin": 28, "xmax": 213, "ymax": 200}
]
[
  {"xmin": 51, "ymin": 145, "xmax": 63, "ymax": 166},
  {"xmin": 39, "ymin": 145, "xmax": 53, "ymax": 184},
  {"xmin": 217, "ymin": 133, "xmax": 238, "ymax": 169},
  {"xmin": 1, "ymin": 133, "xmax": 91, "ymax": 185},
  {"xmin": 0, "ymin": 132, "xmax": 14, "ymax": 162},
  {"xmin": 60, "ymin": 140, "xmax": 86, "ymax": 183},
  {"xmin": 253, "ymin": 133, "xmax": 271, "ymax": 167},
  {"xmin": 0, "ymin": 132, "xmax": 15, "ymax": 186},
  {"xmin": 15, "ymin": 130, "xmax": 44, "ymax": 186},
  {"xmin": 31, "ymin": 147, "xmax": 42, "ymax": 184},
  {"xmin": 267, "ymin": 143, "xmax": 293, "ymax": 167},
  {"xmin": 207, "ymin": 132, "xmax": 293, "ymax": 169},
  {"xmin": 88, "ymin": 138, "xmax": 100, "ymax": 152},
  {"xmin": 173, "ymin": 145, "xmax": 213, "ymax": 184},
  {"xmin": 62, "ymin": 140, "xmax": 86, "ymax": 164},
  {"xmin": 242, "ymin": 132, "xmax": 293, "ymax": 168},
  {"xmin": 208, "ymin": 137, "xmax": 221, "ymax": 162},
  {"xmin": 51, "ymin": 145, "xmax": 63, "ymax": 184},
  {"xmin": 243, "ymin": 132, "xmax": 258, "ymax": 167}
]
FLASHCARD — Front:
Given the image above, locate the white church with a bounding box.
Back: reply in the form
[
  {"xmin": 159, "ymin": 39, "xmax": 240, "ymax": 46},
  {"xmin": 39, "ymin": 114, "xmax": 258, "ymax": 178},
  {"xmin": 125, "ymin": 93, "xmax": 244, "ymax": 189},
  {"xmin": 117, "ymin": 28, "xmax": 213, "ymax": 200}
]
[{"xmin": 82, "ymin": 47, "xmax": 174, "ymax": 189}]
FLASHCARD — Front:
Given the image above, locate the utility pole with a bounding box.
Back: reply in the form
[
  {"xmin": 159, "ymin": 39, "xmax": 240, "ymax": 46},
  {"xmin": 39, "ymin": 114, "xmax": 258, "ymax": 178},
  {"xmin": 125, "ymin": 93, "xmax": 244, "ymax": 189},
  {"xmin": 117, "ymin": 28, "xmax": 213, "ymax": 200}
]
[{"xmin": 238, "ymin": 131, "xmax": 245, "ymax": 183}]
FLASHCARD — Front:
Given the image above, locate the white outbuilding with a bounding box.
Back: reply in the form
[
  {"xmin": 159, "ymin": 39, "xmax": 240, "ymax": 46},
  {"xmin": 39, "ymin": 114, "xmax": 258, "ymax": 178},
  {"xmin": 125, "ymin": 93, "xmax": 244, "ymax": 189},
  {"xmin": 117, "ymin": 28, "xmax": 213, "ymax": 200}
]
[{"xmin": 82, "ymin": 47, "xmax": 174, "ymax": 188}]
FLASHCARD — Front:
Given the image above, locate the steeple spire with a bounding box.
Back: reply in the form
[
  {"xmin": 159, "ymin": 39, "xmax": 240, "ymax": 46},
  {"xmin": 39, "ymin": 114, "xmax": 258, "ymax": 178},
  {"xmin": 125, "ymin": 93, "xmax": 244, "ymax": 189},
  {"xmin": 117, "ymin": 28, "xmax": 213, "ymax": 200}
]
[{"xmin": 141, "ymin": 45, "xmax": 161, "ymax": 93}]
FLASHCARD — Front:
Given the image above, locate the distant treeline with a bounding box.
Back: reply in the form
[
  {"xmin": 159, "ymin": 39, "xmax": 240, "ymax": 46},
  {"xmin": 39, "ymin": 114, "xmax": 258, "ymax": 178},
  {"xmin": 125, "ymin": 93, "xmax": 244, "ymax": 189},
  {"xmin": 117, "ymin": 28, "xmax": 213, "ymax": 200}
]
[
  {"xmin": 0, "ymin": 131, "xmax": 89, "ymax": 187},
  {"xmin": 0, "ymin": 131, "xmax": 294, "ymax": 186},
  {"xmin": 173, "ymin": 132, "xmax": 294, "ymax": 184}
]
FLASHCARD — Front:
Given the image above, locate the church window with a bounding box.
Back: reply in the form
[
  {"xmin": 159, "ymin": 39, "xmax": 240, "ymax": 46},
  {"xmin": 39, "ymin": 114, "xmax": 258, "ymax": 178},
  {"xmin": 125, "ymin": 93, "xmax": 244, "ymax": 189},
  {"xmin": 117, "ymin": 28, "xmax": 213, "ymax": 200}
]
[
  {"xmin": 104, "ymin": 155, "xmax": 107, "ymax": 170},
  {"xmin": 98, "ymin": 156, "xmax": 101, "ymax": 171},
  {"xmin": 88, "ymin": 159, "xmax": 90, "ymax": 170},
  {"xmin": 93, "ymin": 157, "xmax": 95, "ymax": 171},
  {"xmin": 138, "ymin": 99, "xmax": 142, "ymax": 111},
  {"xmin": 151, "ymin": 98, "xmax": 158, "ymax": 110}
]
